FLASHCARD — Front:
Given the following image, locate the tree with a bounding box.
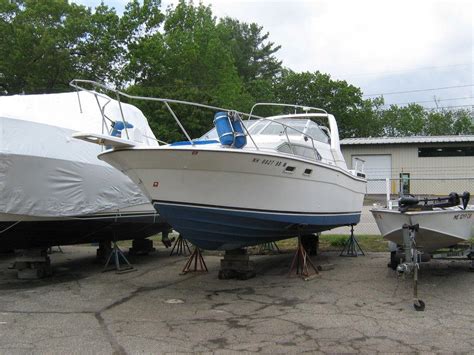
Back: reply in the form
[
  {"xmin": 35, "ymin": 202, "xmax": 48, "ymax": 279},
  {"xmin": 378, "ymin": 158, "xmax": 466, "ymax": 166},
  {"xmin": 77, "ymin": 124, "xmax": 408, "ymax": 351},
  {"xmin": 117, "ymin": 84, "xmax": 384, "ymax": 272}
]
[
  {"xmin": 118, "ymin": 0, "xmax": 165, "ymax": 85},
  {"xmin": 0, "ymin": 0, "xmax": 125, "ymax": 94},
  {"xmin": 451, "ymin": 109, "xmax": 474, "ymax": 135},
  {"xmin": 375, "ymin": 104, "xmax": 474, "ymax": 137},
  {"xmin": 217, "ymin": 17, "xmax": 283, "ymax": 108},
  {"xmin": 217, "ymin": 17, "xmax": 281, "ymax": 82},
  {"xmin": 125, "ymin": 1, "xmax": 253, "ymax": 141},
  {"xmin": 379, "ymin": 104, "xmax": 426, "ymax": 137},
  {"xmin": 274, "ymin": 70, "xmax": 384, "ymax": 138}
]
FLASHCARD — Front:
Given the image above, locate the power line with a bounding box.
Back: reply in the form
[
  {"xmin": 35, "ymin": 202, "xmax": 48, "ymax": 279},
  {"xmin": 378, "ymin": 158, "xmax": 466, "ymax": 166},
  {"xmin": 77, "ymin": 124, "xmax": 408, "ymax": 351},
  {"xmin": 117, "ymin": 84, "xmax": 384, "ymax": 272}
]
[
  {"xmin": 364, "ymin": 84, "xmax": 474, "ymax": 97},
  {"xmin": 341, "ymin": 62, "xmax": 473, "ymax": 79},
  {"xmin": 425, "ymin": 104, "xmax": 474, "ymax": 110},
  {"xmin": 385, "ymin": 96, "xmax": 474, "ymax": 106}
]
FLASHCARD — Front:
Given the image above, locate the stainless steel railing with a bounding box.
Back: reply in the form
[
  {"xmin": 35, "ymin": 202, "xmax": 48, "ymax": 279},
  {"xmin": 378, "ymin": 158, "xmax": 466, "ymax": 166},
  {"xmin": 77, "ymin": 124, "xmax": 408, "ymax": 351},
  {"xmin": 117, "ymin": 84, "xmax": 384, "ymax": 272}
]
[{"xmin": 69, "ymin": 79, "xmax": 332, "ymax": 163}]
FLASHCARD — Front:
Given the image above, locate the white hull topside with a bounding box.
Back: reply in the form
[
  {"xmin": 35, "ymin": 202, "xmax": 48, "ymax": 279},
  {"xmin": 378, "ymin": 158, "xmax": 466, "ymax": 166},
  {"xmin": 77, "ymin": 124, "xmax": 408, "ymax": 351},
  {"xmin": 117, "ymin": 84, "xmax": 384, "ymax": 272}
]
[
  {"xmin": 371, "ymin": 208, "xmax": 474, "ymax": 252},
  {"xmin": 100, "ymin": 146, "xmax": 367, "ymax": 215}
]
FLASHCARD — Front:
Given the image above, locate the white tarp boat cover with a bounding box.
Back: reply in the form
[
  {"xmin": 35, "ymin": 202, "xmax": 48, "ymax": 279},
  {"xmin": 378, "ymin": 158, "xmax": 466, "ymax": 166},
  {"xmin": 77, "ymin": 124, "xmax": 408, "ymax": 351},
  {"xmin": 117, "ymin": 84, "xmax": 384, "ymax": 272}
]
[{"xmin": 0, "ymin": 91, "xmax": 158, "ymax": 217}]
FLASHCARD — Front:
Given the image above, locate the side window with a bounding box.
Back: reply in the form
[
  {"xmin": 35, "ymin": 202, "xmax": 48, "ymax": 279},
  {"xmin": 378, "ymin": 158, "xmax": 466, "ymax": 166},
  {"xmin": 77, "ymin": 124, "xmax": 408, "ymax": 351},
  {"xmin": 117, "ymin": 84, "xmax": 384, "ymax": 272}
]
[
  {"xmin": 306, "ymin": 125, "xmax": 329, "ymax": 144},
  {"xmin": 277, "ymin": 143, "xmax": 292, "ymax": 154},
  {"xmin": 284, "ymin": 144, "xmax": 321, "ymax": 160}
]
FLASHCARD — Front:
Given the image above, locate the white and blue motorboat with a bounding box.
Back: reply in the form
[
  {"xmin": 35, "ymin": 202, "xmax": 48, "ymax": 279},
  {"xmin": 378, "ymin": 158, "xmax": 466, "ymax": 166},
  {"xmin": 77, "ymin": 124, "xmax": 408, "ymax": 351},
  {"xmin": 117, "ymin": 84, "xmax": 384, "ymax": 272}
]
[{"xmin": 74, "ymin": 81, "xmax": 367, "ymax": 250}]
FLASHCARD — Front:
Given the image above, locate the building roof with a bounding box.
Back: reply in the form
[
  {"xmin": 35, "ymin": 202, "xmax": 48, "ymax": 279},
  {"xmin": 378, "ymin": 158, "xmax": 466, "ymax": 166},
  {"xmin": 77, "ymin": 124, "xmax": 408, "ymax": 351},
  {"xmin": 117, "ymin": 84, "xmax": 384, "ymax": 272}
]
[{"xmin": 340, "ymin": 135, "xmax": 474, "ymax": 145}]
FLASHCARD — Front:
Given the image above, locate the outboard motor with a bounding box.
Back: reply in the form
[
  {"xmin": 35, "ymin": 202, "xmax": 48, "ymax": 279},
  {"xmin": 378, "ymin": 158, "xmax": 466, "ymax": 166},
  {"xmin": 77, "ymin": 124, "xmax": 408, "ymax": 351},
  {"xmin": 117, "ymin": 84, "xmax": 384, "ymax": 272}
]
[
  {"xmin": 461, "ymin": 191, "xmax": 470, "ymax": 210},
  {"xmin": 111, "ymin": 121, "xmax": 134, "ymax": 138},
  {"xmin": 398, "ymin": 195, "xmax": 419, "ymax": 212},
  {"xmin": 399, "ymin": 192, "xmax": 469, "ymax": 212}
]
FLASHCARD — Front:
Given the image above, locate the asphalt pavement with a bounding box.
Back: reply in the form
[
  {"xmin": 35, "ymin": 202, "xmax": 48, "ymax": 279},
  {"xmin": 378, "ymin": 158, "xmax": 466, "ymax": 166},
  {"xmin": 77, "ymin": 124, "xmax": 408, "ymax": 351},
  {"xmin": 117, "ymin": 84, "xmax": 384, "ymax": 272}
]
[{"xmin": 0, "ymin": 245, "xmax": 473, "ymax": 353}]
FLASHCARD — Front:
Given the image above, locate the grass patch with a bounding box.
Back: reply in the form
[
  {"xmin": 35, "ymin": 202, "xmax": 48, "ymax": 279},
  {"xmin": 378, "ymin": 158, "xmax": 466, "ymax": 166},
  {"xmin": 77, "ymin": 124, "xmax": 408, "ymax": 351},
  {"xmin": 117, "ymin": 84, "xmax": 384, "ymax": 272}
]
[
  {"xmin": 327, "ymin": 236, "xmax": 347, "ymax": 248},
  {"xmin": 276, "ymin": 234, "xmax": 388, "ymax": 253},
  {"xmin": 116, "ymin": 233, "xmax": 388, "ymax": 253}
]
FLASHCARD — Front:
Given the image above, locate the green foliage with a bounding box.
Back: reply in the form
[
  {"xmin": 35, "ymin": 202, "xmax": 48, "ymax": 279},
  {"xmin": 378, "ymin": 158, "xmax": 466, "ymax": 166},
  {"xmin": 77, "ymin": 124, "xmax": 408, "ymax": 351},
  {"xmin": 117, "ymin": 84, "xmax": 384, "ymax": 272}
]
[
  {"xmin": 376, "ymin": 104, "xmax": 474, "ymax": 137},
  {"xmin": 0, "ymin": 0, "xmax": 471, "ymax": 141},
  {"xmin": 328, "ymin": 236, "xmax": 347, "ymax": 248},
  {"xmin": 1, "ymin": 0, "xmax": 85, "ymax": 93},
  {"xmin": 124, "ymin": 1, "xmax": 254, "ymax": 141},
  {"xmin": 273, "ymin": 70, "xmax": 385, "ymax": 138}
]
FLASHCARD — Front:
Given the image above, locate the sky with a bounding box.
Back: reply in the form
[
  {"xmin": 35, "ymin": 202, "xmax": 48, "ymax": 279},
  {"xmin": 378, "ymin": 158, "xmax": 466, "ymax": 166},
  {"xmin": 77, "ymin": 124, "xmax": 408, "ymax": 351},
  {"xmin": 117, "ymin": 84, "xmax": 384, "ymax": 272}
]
[{"xmin": 74, "ymin": 0, "xmax": 473, "ymax": 110}]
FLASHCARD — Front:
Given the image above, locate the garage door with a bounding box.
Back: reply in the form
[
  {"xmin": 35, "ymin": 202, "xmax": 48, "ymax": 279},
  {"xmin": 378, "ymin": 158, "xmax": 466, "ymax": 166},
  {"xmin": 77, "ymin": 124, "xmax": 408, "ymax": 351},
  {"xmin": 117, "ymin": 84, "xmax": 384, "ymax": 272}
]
[{"xmin": 352, "ymin": 155, "xmax": 391, "ymax": 194}]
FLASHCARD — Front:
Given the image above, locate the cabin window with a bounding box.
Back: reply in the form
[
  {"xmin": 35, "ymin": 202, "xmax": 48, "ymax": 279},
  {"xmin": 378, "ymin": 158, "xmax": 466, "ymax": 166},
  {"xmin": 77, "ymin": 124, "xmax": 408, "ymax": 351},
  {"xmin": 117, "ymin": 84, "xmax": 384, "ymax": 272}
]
[
  {"xmin": 305, "ymin": 122, "xmax": 330, "ymax": 144},
  {"xmin": 284, "ymin": 166, "xmax": 296, "ymax": 173},
  {"xmin": 303, "ymin": 168, "xmax": 313, "ymax": 176},
  {"xmin": 261, "ymin": 120, "xmax": 307, "ymax": 136},
  {"xmin": 418, "ymin": 146, "xmax": 474, "ymax": 157},
  {"xmin": 277, "ymin": 143, "xmax": 322, "ymax": 161}
]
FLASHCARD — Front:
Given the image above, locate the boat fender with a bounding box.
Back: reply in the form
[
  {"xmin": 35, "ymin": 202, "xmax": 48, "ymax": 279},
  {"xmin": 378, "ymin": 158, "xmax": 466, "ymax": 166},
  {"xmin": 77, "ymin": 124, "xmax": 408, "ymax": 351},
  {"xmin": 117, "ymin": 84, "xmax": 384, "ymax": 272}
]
[
  {"xmin": 230, "ymin": 113, "xmax": 247, "ymax": 148},
  {"xmin": 111, "ymin": 121, "xmax": 134, "ymax": 138},
  {"xmin": 214, "ymin": 112, "xmax": 234, "ymax": 146}
]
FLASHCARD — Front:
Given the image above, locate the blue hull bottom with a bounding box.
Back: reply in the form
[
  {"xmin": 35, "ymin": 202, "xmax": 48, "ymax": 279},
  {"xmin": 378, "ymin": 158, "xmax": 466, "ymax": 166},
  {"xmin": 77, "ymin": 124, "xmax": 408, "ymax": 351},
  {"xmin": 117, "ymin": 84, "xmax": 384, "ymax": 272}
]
[{"xmin": 153, "ymin": 201, "xmax": 361, "ymax": 250}]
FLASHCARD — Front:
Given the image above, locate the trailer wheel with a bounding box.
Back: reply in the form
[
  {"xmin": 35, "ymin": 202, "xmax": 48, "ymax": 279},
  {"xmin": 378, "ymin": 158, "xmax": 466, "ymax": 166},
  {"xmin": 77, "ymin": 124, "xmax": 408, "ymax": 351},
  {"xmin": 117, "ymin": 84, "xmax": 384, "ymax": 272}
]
[
  {"xmin": 388, "ymin": 251, "xmax": 398, "ymax": 270},
  {"xmin": 414, "ymin": 300, "xmax": 425, "ymax": 311}
]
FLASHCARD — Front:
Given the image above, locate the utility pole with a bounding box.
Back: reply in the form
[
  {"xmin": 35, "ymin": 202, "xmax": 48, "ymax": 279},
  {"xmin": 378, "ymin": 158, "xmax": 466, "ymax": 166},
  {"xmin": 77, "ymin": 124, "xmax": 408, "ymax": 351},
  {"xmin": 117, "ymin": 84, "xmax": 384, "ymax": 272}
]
[{"xmin": 433, "ymin": 95, "xmax": 440, "ymax": 111}]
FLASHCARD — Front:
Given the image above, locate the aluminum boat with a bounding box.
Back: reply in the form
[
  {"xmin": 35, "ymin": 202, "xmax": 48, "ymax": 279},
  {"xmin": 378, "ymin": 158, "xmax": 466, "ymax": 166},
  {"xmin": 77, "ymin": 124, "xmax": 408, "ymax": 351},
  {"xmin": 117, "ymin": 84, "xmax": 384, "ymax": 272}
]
[{"xmin": 371, "ymin": 193, "xmax": 473, "ymax": 252}]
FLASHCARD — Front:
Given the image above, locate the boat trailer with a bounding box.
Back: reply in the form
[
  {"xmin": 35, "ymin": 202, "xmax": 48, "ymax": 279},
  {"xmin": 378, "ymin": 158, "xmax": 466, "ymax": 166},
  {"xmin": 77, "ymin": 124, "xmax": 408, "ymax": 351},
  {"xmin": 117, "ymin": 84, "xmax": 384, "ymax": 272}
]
[
  {"xmin": 396, "ymin": 224, "xmax": 425, "ymax": 311},
  {"xmin": 395, "ymin": 223, "xmax": 474, "ymax": 311}
]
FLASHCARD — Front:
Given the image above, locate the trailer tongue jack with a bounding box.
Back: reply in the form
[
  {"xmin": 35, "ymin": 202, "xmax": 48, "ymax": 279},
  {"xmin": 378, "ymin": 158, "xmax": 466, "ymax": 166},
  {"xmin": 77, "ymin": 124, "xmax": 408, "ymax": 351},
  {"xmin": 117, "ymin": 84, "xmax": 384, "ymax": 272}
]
[{"xmin": 396, "ymin": 223, "xmax": 425, "ymax": 311}]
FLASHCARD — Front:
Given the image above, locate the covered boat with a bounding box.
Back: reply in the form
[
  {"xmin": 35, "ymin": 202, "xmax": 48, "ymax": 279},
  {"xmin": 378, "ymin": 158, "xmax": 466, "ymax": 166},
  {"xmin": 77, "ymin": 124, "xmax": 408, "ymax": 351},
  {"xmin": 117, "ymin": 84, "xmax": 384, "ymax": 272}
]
[{"xmin": 0, "ymin": 88, "xmax": 169, "ymax": 250}]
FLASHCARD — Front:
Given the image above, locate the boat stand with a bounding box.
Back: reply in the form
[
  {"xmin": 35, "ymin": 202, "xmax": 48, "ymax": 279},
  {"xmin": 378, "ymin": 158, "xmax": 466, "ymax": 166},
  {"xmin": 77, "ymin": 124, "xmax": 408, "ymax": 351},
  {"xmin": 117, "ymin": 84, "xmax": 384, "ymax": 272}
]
[
  {"xmin": 258, "ymin": 241, "xmax": 280, "ymax": 254},
  {"xmin": 181, "ymin": 247, "xmax": 208, "ymax": 274},
  {"xmin": 47, "ymin": 245, "xmax": 63, "ymax": 254},
  {"xmin": 396, "ymin": 224, "xmax": 425, "ymax": 311},
  {"xmin": 301, "ymin": 233, "xmax": 319, "ymax": 256},
  {"xmin": 103, "ymin": 241, "xmax": 136, "ymax": 274},
  {"xmin": 340, "ymin": 225, "xmax": 365, "ymax": 257},
  {"xmin": 289, "ymin": 236, "xmax": 319, "ymax": 280},
  {"xmin": 170, "ymin": 234, "xmax": 192, "ymax": 256},
  {"xmin": 13, "ymin": 248, "xmax": 53, "ymax": 279},
  {"xmin": 129, "ymin": 238, "xmax": 155, "ymax": 256},
  {"xmin": 218, "ymin": 249, "xmax": 256, "ymax": 280}
]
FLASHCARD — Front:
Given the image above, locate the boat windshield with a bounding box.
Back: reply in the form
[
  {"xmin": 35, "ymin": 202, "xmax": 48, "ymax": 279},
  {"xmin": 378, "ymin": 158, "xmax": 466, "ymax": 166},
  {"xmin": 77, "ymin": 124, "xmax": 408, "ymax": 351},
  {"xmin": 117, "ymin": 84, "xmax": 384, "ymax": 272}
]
[
  {"xmin": 256, "ymin": 119, "xmax": 329, "ymax": 144},
  {"xmin": 200, "ymin": 119, "xmax": 258, "ymax": 140},
  {"xmin": 200, "ymin": 118, "xmax": 329, "ymax": 144}
]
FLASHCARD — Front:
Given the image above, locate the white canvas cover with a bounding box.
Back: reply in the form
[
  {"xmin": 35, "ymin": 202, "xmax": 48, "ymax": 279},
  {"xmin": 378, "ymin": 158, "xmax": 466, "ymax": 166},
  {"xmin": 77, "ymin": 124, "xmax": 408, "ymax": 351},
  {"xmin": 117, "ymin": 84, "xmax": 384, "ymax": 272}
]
[{"xmin": 0, "ymin": 91, "xmax": 159, "ymax": 217}]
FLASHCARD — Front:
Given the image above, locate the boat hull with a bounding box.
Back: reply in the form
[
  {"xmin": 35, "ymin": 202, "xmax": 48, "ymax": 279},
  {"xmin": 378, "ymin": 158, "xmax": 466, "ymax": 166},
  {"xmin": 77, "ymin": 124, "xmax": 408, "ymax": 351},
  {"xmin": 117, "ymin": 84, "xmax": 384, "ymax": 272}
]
[
  {"xmin": 101, "ymin": 147, "xmax": 366, "ymax": 250},
  {"xmin": 371, "ymin": 208, "xmax": 473, "ymax": 252},
  {"xmin": 154, "ymin": 201, "xmax": 360, "ymax": 250},
  {"xmin": 0, "ymin": 205, "xmax": 169, "ymax": 250}
]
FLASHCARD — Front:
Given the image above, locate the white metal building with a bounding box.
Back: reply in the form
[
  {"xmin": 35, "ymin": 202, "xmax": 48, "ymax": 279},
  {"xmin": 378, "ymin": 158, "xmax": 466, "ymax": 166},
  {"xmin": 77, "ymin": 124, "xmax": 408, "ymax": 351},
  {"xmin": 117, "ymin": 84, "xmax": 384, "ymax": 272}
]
[{"xmin": 340, "ymin": 135, "xmax": 474, "ymax": 195}]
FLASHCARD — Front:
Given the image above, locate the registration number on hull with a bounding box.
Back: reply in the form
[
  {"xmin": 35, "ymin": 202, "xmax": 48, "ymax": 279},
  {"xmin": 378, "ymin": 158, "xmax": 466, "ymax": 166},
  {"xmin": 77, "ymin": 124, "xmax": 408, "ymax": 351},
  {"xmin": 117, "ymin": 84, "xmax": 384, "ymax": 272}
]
[{"xmin": 453, "ymin": 213, "xmax": 472, "ymax": 220}]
